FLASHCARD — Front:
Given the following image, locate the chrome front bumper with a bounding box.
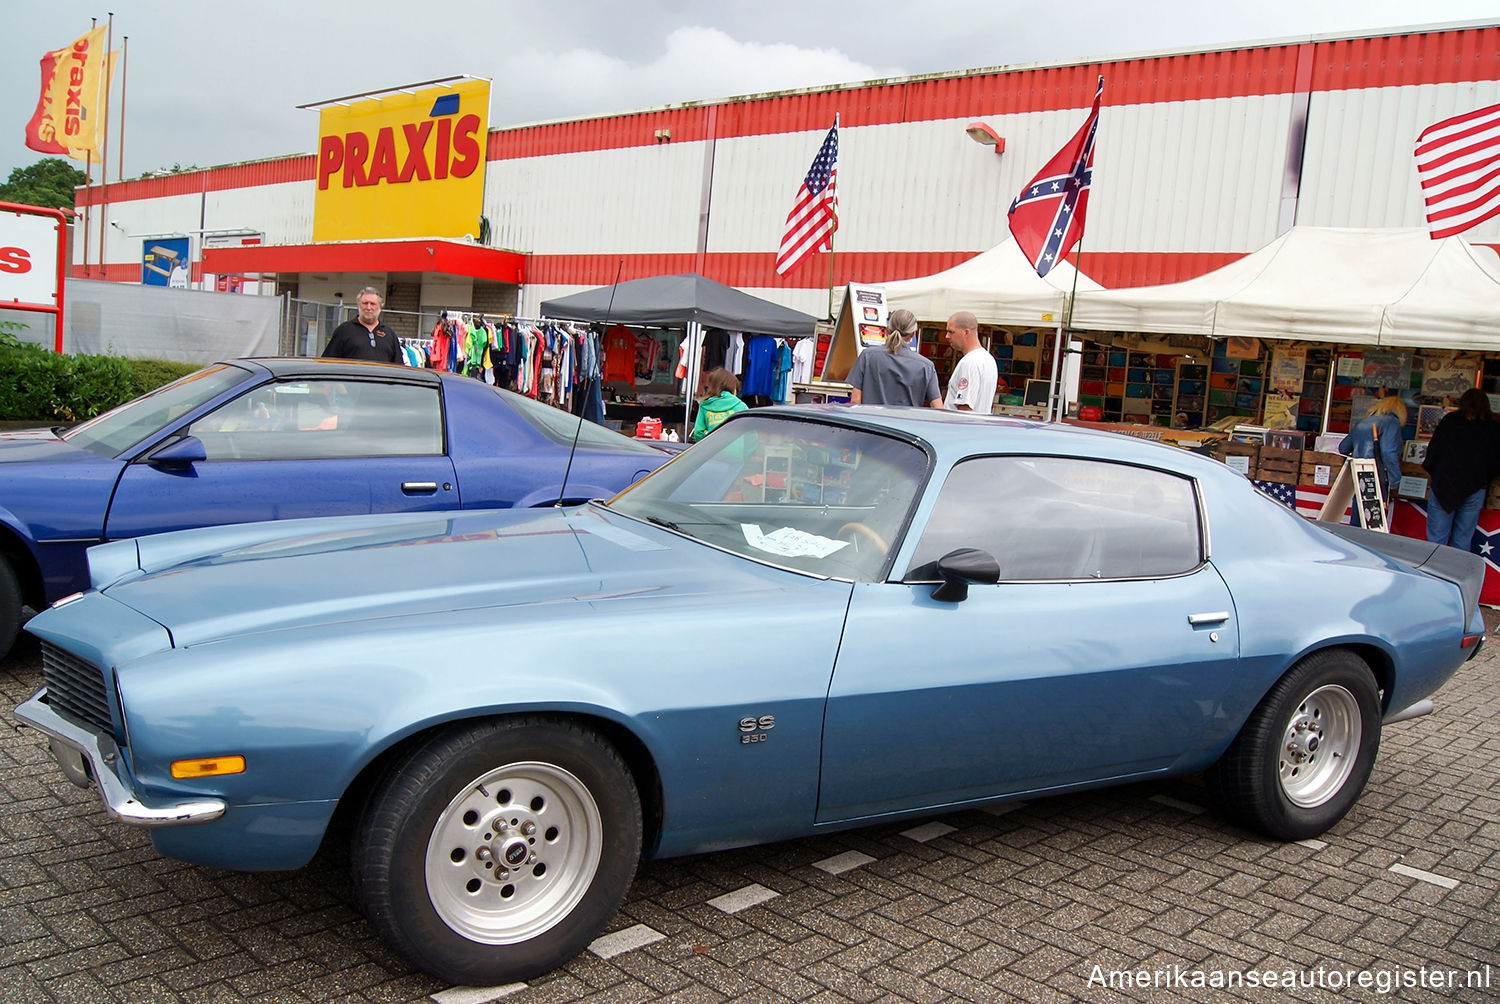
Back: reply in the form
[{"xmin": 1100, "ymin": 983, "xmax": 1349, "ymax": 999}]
[{"xmin": 14, "ymin": 687, "xmax": 226, "ymax": 827}]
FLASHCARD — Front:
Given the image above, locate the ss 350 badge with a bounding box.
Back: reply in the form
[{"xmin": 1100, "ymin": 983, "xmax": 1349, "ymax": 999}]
[{"xmin": 737, "ymin": 714, "xmax": 775, "ymax": 744}]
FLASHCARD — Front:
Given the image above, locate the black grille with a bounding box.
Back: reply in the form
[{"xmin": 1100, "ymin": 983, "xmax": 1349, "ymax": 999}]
[{"xmin": 41, "ymin": 642, "xmax": 113, "ymax": 734}]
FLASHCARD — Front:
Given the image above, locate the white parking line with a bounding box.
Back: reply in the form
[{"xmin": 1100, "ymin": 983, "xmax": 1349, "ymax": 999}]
[
  {"xmin": 1389, "ymin": 863, "xmax": 1460, "ymax": 890},
  {"xmin": 431, "ymin": 983, "xmax": 527, "ymax": 1004},
  {"xmin": 588, "ymin": 923, "xmax": 666, "ymax": 958},
  {"xmin": 813, "ymin": 850, "xmax": 876, "ymax": 875},
  {"xmin": 708, "ymin": 883, "xmax": 780, "ymax": 914},
  {"xmin": 901, "ymin": 821, "xmax": 957, "ymax": 843}
]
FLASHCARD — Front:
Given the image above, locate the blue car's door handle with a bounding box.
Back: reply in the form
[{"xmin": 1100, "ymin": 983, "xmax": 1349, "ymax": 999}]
[
  {"xmin": 401, "ymin": 482, "xmax": 439, "ymax": 495},
  {"xmin": 1188, "ymin": 611, "xmax": 1230, "ymax": 626}
]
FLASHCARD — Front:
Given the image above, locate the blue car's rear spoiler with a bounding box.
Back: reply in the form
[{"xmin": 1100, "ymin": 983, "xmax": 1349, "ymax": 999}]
[{"xmin": 1321, "ymin": 523, "xmax": 1486, "ymax": 621}]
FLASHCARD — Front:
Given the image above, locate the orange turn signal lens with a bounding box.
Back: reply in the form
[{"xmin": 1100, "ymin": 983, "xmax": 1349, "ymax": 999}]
[{"xmin": 169, "ymin": 755, "xmax": 246, "ymax": 779}]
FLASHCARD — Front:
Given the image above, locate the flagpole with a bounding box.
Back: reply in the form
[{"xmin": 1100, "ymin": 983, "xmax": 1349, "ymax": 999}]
[
  {"xmin": 98, "ymin": 13, "xmax": 113, "ymax": 277},
  {"xmin": 118, "ymin": 35, "xmax": 128, "ymax": 181},
  {"xmin": 827, "ymin": 112, "xmax": 840, "ymax": 319},
  {"xmin": 827, "ymin": 232, "xmax": 835, "ymax": 319}
]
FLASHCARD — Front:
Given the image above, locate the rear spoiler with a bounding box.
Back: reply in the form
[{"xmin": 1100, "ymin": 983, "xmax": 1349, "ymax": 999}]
[{"xmin": 1321, "ymin": 523, "xmax": 1485, "ymax": 618}]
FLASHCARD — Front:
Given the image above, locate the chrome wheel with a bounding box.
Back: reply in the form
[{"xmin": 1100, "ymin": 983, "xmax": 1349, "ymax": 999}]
[
  {"xmin": 424, "ymin": 761, "xmax": 603, "ymax": 945},
  {"xmin": 1278, "ymin": 684, "xmax": 1361, "ymax": 808}
]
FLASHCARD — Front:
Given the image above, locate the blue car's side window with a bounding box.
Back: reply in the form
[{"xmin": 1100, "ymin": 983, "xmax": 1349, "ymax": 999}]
[
  {"xmin": 189, "ymin": 380, "xmax": 443, "ymax": 460},
  {"xmin": 907, "ymin": 456, "xmax": 1202, "ymax": 581}
]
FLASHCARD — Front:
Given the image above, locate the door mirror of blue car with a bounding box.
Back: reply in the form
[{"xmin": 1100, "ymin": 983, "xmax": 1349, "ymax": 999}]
[
  {"xmin": 146, "ymin": 436, "xmax": 208, "ymax": 469},
  {"xmin": 932, "ymin": 548, "xmax": 1001, "ymax": 603}
]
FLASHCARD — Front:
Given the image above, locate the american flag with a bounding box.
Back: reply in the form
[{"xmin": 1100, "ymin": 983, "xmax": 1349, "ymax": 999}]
[
  {"xmin": 1414, "ymin": 101, "xmax": 1500, "ymax": 239},
  {"xmin": 1254, "ymin": 480, "xmax": 1351, "ymax": 523},
  {"xmin": 1008, "ymin": 76, "xmax": 1103, "ymax": 277},
  {"xmin": 776, "ymin": 117, "xmax": 839, "ymax": 276}
]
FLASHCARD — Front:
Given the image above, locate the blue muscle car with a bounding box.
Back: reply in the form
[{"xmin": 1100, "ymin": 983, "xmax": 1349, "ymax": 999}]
[
  {"xmin": 14, "ymin": 407, "xmax": 1486, "ymax": 986},
  {"xmin": 0, "ymin": 357, "xmax": 670, "ymax": 657}
]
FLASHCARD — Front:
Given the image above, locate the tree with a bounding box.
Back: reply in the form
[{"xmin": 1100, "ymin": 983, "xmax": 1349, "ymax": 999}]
[{"xmin": 0, "ymin": 158, "xmax": 87, "ymax": 210}]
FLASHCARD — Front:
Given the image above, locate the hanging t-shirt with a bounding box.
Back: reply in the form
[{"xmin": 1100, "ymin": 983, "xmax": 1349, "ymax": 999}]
[
  {"xmin": 602, "ymin": 325, "xmax": 636, "ymax": 383},
  {"xmin": 742, "ymin": 335, "xmax": 779, "ymax": 397},
  {"xmin": 791, "ymin": 337, "xmax": 816, "ymax": 384}
]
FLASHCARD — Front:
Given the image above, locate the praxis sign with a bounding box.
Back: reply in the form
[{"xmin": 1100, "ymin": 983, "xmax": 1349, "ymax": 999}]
[{"xmin": 312, "ymin": 78, "xmax": 490, "ymax": 243}]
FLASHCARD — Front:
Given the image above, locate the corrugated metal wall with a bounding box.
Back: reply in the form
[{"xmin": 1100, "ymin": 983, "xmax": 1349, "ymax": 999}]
[{"xmin": 74, "ymin": 22, "xmax": 1500, "ymax": 303}]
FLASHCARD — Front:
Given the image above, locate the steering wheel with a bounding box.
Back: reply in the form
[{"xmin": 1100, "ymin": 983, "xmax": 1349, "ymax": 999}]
[{"xmin": 836, "ymin": 521, "xmax": 889, "ymax": 557}]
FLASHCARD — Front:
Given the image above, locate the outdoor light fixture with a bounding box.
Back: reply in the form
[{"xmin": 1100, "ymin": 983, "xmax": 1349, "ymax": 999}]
[
  {"xmin": 654, "ymin": 128, "xmax": 671, "ymax": 143},
  {"xmin": 965, "ymin": 121, "xmax": 1005, "ymax": 154}
]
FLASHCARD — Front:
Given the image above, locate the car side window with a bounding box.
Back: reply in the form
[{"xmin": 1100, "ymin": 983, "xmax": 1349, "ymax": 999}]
[
  {"xmin": 188, "ymin": 380, "xmax": 442, "ymax": 460},
  {"xmin": 906, "ymin": 456, "xmax": 1202, "ymax": 581}
]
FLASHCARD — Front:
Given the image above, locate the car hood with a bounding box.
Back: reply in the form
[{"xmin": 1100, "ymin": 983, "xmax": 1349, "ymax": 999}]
[
  {"xmin": 91, "ymin": 504, "xmax": 810, "ymax": 648},
  {"xmin": 0, "ymin": 426, "xmax": 93, "ymax": 462}
]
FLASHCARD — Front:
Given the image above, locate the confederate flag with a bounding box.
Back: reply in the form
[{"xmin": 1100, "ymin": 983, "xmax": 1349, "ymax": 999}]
[{"xmin": 1008, "ymin": 76, "xmax": 1103, "ymax": 277}]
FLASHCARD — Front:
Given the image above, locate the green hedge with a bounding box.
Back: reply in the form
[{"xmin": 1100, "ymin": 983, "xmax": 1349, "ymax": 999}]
[{"xmin": 0, "ymin": 340, "xmax": 200, "ymax": 422}]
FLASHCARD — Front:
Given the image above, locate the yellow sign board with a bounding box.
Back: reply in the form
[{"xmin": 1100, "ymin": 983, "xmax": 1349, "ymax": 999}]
[{"xmin": 312, "ymin": 79, "xmax": 489, "ymax": 243}]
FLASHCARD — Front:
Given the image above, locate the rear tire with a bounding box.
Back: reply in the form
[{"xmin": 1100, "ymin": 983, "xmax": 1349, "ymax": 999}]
[
  {"xmin": 0, "ymin": 556, "xmax": 21, "ymax": 660},
  {"xmin": 1206, "ymin": 650, "xmax": 1381, "ymax": 840},
  {"xmin": 352, "ymin": 717, "xmax": 641, "ymax": 986}
]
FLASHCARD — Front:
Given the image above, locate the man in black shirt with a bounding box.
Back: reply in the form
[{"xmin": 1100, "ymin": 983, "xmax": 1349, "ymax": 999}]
[{"xmin": 322, "ymin": 286, "xmax": 401, "ymax": 363}]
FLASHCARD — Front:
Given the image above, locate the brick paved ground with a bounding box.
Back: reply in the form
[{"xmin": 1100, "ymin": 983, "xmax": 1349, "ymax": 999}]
[{"xmin": 2, "ymin": 616, "xmax": 1496, "ymax": 1003}]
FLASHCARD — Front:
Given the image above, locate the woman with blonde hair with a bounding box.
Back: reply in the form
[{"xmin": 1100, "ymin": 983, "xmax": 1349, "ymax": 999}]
[
  {"xmin": 1339, "ymin": 393, "xmax": 1407, "ymax": 509},
  {"xmin": 844, "ymin": 308, "xmax": 942, "ymax": 408}
]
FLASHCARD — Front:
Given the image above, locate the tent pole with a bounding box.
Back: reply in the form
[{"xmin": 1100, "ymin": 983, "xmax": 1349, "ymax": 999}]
[{"xmin": 683, "ymin": 321, "xmax": 703, "ymax": 435}]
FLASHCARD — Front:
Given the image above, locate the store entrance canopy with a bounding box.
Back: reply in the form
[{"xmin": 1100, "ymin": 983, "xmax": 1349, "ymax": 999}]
[
  {"xmin": 540, "ymin": 273, "xmax": 818, "ymax": 337},
  {"xmin": 1067, "ymin": 227, "xmax": 1500, "ymax": 350}
]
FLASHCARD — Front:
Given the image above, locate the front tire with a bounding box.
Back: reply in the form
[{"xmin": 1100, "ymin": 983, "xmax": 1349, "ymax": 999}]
[
  {"xmin": 1206, "ymin": 650, "xmax": 1381, "ymax": 840},
  {"xmin": 353, "ymin": 718, "xmax": 642, "ymax": 986},
  {"xmin": 0, "ymin": 556, "xmax": 21, "ymax": 660}
]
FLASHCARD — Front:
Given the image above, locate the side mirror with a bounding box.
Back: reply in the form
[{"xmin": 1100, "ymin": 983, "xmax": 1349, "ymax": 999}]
[
  {"xmin": 147, "ymin": 435, "xmax": 207, "ymax": 470},
  {"xmin": 932, "ymin": 547, "xmax": 1000, "ymax": 603}
]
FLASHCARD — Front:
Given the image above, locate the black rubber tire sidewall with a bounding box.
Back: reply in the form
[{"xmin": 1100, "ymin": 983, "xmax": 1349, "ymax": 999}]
[
  {"xmin": 352, "ymin": 718, "xmax": 642, "ymax": 986},
  {"xmin": 1208, "ymin": 650, "xmax": 1381, "ymax": 841},
  {"xmin": 0, "ymin": 556, "xmax": 20, "ymax": 660}
]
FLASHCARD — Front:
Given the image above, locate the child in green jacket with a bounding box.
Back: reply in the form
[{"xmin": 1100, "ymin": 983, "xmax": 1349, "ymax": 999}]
[{"xmin": 691, "ymin": 368, "xmax": 749, "ymax": 441}]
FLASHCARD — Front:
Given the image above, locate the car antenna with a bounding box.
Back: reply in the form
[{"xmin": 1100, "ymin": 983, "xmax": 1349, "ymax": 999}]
[{"xmin": 556, "ymin": 258, "xmax": 625, "ymax": 507}]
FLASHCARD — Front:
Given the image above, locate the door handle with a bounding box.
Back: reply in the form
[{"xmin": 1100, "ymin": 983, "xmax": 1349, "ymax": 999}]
[
  {"xmin": 1188, "ymin": 611, "xmax": 1229, "ymax": 626},
  {"xmin": 401, "ymin": 481, "xmax": 439, "ymax": 495}
]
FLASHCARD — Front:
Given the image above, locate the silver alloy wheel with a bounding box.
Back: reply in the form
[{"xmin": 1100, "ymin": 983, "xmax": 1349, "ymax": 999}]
[
  {"xmin": 1278, "ymin": 684, "xmax": 1362, "ymax": 808},
  {"xmin": 424, "ymin": 761, "xmax": 603, "ymax": 944}
]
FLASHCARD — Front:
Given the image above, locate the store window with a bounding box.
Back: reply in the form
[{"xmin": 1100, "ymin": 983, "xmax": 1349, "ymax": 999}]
[
  {"xmin": 906, "ymin": 456, "xmax": 1202, "ymax": 581},
  {"xmin": 188, "ymin": 379, "xmax": 442, "ymax": 459}
]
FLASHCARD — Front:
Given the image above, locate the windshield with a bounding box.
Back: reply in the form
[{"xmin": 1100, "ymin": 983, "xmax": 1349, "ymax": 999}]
[
  {"xmin": 606, "ymin": 414, "xmax": 929, "ymax": 581},
  {"xmin": 498, "ymin": 386, "xmax": 664, "ymax": 455},
  {"xmin": 62, "ymin": 364, "xmax": 254, "ymax": 458}
]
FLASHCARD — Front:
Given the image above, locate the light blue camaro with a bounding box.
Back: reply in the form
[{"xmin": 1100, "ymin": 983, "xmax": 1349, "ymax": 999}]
[{"xmin": 15, "ymin": 407, "xmax": 1486, "ymax": 985}]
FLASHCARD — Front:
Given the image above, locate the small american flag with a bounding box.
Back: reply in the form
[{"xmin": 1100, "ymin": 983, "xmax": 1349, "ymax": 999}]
[
  {"xmin": 776, "ymin": 117, "xmax": 839, "ymax": 276},
  {"xmin": 1414, "ymin": 101, "xmax": 1500, "ymax": 239}
]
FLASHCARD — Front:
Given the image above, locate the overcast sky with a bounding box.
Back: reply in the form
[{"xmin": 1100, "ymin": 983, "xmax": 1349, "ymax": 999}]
[{"xmin": 4, "ymin": 0, "xmax": 1496, "ymax": 182}]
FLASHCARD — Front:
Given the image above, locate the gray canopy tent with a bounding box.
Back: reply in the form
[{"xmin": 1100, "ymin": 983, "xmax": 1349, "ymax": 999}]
[{"xmin": 541, "ymin": 273, "xmax": 820, "ymax": 429}]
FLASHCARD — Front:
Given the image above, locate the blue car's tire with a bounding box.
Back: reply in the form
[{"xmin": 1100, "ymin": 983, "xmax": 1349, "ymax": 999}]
[
  {"xmin": 352, "ymin": 717, "xmax": 642, "ymax": 986},
  {"xmin": 0, "ymin": 556, "xmax": 20, "ymax": 660},
  {"xmin": 1206, "ymin": 649, "xmax": 1381, "ymax": 840}
]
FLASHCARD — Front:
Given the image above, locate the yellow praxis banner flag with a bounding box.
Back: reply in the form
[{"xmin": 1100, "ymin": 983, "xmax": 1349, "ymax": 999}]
[{"xmin": 24, "ymin": 27, "xmax": 117, "ymax": 161}]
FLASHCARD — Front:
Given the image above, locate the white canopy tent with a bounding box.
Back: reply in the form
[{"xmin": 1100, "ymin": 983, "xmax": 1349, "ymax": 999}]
[
  {"xmin": 1067, "ymin": 227, "xmax": 1500, "ymax": 350},
  {"xmin": 882, "ymin": 236, "xmax": 1103, "ymax": 326},
  {"xmin": 880, "ymin": 238, "xmax": 1104, "ymax": 418}
]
